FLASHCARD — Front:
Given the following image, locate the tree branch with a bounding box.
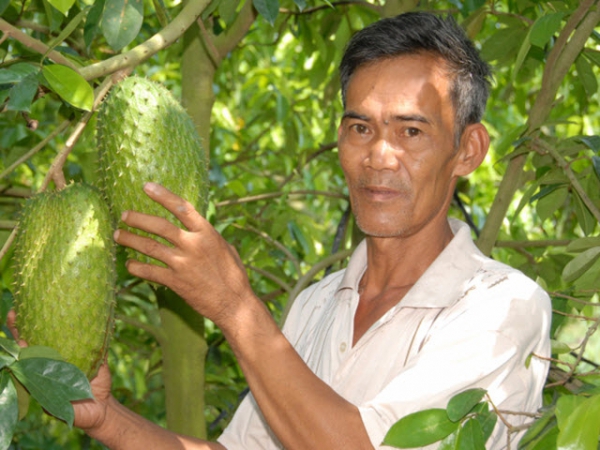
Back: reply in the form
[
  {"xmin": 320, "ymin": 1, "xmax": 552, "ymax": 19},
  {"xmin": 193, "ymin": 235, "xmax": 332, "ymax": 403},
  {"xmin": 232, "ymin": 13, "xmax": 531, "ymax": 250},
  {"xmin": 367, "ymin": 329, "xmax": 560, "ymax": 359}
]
[
  {"xmin": 0, "ymin": 18, "xmax": 80, "ymax": 70},
  {"xmin": 39, "ymin": 74, "xmax": 119, "ymax": 191},
  {"xmin": 476, "ymin": 0, "xmax": 600, "ymax": 255},
  {"xmin": 79, "ymin": 0, "xmax": 212, "ymax": 81},
  {"xmin": 214, "ymin": 0, "xmax": 257, "ymax": 59}
]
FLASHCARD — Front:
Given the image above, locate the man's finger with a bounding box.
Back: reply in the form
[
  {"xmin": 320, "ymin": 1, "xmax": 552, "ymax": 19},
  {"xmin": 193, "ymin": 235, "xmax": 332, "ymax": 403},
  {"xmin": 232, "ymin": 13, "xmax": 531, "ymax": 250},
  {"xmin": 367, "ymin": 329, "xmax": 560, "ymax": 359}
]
[
  {"xmin": 120, "ymin": 211, "xmax": 182, "ymax": 246},
  {"xmin": 142, "ymin": 182, "xmax": 206, "ymax": 232},
  {"xmin": 125, "ymin": 259, "xmax": 171, "ymax": 286},
  {"xmin": 115, "ymin": 229, "xmax": 175, "ymax": 264}
]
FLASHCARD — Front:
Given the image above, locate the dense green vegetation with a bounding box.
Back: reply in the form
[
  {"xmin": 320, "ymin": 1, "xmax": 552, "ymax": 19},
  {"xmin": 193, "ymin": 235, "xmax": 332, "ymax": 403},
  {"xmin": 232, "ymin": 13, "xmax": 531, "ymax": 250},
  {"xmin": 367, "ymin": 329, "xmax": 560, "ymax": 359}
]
[{"xmin": 1, "ymin": 0, "xmax": 599, "ymax": 448}]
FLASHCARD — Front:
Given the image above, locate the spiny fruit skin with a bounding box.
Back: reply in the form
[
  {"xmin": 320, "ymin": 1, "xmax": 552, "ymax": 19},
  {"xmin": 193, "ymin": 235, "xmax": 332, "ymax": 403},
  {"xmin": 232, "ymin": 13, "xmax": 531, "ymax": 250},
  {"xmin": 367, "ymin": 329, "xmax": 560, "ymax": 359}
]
[
  {"xmin": 12, "ymin": 183, "xmax": 116, "ymax": 378},
  {"xmin": 96, "ymin": 76, "xmax": 209, "ymax": 265}
]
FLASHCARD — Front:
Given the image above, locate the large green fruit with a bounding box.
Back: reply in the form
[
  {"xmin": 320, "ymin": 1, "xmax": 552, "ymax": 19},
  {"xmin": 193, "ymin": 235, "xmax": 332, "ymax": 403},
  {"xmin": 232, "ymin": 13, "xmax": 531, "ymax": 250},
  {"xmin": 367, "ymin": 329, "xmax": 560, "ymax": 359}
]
[
  {"xmin": 12, "ymin": 183, "xmax": 116, "ymax": 378},
  {"xmin": 96, "ymin": 76, "xmax": 209, "ymax": 264}
]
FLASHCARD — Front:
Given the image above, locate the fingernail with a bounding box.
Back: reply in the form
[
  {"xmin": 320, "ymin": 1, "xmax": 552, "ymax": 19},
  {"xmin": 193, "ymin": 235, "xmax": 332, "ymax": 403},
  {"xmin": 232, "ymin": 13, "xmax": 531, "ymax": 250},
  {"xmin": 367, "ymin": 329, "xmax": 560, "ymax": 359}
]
[
  {"xmin": 113, "ymin": 229, "xmax": 120, "ymax": 240},
  {"xmin": 121, "ymin": 211, "xmax": 128, "ymax": 221},
  {"xmin": 144, "ymin": 182, "xmax": 159, "ymax": 194}
]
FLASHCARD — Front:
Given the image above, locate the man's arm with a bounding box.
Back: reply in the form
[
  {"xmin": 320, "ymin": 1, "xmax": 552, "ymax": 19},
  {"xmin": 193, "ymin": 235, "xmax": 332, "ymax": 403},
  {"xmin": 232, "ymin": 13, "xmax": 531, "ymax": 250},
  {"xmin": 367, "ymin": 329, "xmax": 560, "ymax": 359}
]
[
  {"xmin": 80, "ymin": 391, "xmax": 225, "ymax": 450},
  {"xmin": 115, "ymin": 182, "xmax": 374, "ymax": 450}
]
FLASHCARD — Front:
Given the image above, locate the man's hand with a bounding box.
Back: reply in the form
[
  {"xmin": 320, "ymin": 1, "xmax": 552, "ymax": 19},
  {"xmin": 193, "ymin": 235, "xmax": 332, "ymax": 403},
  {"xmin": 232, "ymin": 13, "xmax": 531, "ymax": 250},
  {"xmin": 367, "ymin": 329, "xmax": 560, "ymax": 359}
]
[
  {"xmin": 7, "ymin": 310, "xmax": 112, "ymax": 434},
  {"xmin": 114, "ymin": 182, "xmax": 257, "ymax": 327}
]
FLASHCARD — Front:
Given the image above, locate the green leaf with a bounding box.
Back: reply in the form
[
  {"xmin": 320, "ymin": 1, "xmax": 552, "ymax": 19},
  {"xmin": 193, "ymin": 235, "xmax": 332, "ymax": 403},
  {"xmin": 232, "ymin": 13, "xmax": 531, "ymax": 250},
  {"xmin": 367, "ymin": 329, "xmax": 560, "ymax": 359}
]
[
  {"xmin": 576, "ymin": 135, "xmax": 600, "ymax": 153},
  {"xmin": 456, "ymin": 418, "xmax": 485, "ymax": 450},
  {"xmin": 47, "ymin": 0, "xmax": 75, "ymax": 15},
  {"xmin": 84, "ymin": 0, "xmax": 105, "ymax": 49},
  {"xmin": 471, "ymin": 403, "xmax": 497, "ymax": 441},
  {"xmin": 0, "ymin": 337, "xmax": 20, "ymax": 359},
  {"xmin": 292, "ymin": 0, "xmax": 306, "ymax": 11},
  {"xmin": 529, "ymin": 13, "xmax": 564, "ymax": 48},
  {"xmin": 0, "ymin": 0, "xmax": 9, "ymax": 15},
  {"xmin": 12, "ymin": 376, "xmax": 30, "ymax": 421},
  {"xmin": 9, "ymin": 358, "xmax": 92, "ymax": 427},
  {"xmin": 447, "ymin": 388, "xmax": 487, "ymax": 422},
  {"xmin": 556, "ymin": 394, "xmax": 600, "ymax": 450},
  {"xmin": 18, "ymin": 345, "xmax": 65, "ymax": 361},
  {"xmin": 535, "ymin": 186, "xmax": 568, "ymax": 222},
  {"xmin": 0, "ymin": 371, "xmax": 18, "ymax": 450},
  {"xmin": 566, "ymin": 236, "xmax": 600, "ymax": 253},
  {"xmin": 550, "ymin": 340, "xmax": 571, "ymax": 355},
  {"xmin": 42, "ymin": 65, "xmax": 93, "ymax": 111},
  {"xmin": 575, "ymin": 56, "xmax": 598, "ymax": 98},
  {"xmin": 592, "ymin": 156, "xmax": 600, "ymax": 182},
  {"xmin": 0, "ymin": 63, "xmax": 39, "ymax": 84},
  {"xmin": 47, "ymin": 6, "xmax": 88, "ymax": 50},
  {"xmin": 253, "ymin": 0, "xmax": 279, "ymax": 25},
  {"xmin": 6, "ymin": 73, "xmax": 39, "ymax": 112},
  {"xmin": 0, "ymin": 354, "xmax": 15, "ymax": 370},
  {"xmin": 572, "ymin": 191, "xmax": 596, "ymax": 236},
  {"xmin": 384, "ymin": 409, "xmax": 459, "ymax": 448},
  {"xmin": 562, "ymin": 246, "xmax": 600, "ymax": 283},
  {"xmin": 518, "ymin": 409, "xmax": 556, "ymax": 450},
  {"xmin": 583, "ymin": 48, "xmax": 600, "ymax": 67},
  {"xmin": 513, "ymin": 26, "xmax": 533, "ymax": 82},
  {"xmin": 101, "ymin": 0, "xmax": 144, "ymax": 51}
]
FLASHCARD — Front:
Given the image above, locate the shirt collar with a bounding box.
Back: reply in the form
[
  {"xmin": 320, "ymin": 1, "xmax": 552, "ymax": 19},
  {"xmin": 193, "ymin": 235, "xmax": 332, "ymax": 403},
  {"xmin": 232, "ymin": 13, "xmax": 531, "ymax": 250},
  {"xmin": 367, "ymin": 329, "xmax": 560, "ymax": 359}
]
[{"xmin": 336, "ymin": 218, "xmax": 485, "ymax": 308}]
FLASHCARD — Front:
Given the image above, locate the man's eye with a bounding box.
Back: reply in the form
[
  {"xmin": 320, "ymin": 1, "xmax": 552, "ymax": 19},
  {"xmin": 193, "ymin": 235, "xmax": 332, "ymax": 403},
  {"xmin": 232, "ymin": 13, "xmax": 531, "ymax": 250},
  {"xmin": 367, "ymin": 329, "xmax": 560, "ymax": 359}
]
[
  {"xmin": 350, "ymin": 124, "xmax": 369, "ymax": 134},
  {"xmin": 403, "ymin": 127, "xmax": 421, "ymax": 137}
]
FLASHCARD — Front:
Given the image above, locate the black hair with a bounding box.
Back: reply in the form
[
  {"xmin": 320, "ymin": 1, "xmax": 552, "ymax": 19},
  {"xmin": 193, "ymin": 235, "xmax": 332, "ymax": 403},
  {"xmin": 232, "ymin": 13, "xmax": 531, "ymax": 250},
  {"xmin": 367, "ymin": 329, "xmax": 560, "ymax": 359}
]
[{"xmin": 339, "ymin": 12, "xmax": 492, "ymax": 142}]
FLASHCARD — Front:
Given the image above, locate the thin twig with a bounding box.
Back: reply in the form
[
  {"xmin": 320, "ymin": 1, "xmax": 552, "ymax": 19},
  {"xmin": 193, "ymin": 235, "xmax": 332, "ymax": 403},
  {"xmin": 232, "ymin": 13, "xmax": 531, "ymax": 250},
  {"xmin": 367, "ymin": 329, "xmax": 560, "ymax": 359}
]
[{"xmin": 39, "ymin": 75, "xmax": 118, "ymax": 191}]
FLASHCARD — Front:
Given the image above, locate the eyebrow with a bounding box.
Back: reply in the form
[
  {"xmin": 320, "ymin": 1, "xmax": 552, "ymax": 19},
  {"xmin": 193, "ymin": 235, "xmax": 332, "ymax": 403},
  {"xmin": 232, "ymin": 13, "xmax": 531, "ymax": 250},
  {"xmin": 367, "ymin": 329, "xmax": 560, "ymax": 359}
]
[{"xmin": 341, "ymin": 111, "xmax": 431, "ymax": 125}]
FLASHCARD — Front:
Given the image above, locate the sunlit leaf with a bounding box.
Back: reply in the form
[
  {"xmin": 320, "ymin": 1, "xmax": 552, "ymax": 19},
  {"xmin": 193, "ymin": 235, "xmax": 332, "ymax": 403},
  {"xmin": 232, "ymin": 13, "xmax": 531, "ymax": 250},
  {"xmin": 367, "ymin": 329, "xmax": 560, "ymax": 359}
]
[
  {"xmin": 0, "ymin": 372, "xmax": 18, "ymax": 450},
  {"xmin": 101, "ymin": 0, "xmax": 144, "ymax": 51},
  {"xmin": 518, "ymin": 409, "xmax": 557, "ymax": 450},
  {"xmin": 447, "ymin": 388, "xmax": 487, "ymax": 422},
  {"xmin": 46, "ymin": 0, "xmax": 75, "ymax": 15},
  {"xmin": 9, "ymin": 358, "xmax": 92, "ymax": 427},
  {"xmin": 384, "ymin": 409, "xmax": 459, "ymax": 448},
  {"xmin": 562, "ymin": 246, "xmax": 600, "ymax": 283},
  {"xmin": 556, "ymin": 394, "xmax": 600, "ymax": 450},
  {"xmin": 42, "ymin": 65, "xmax": 93, "ymax": 111},
  {"xmin": 566, "ymin": 236, "xmax": 600, "ymax": 253}
]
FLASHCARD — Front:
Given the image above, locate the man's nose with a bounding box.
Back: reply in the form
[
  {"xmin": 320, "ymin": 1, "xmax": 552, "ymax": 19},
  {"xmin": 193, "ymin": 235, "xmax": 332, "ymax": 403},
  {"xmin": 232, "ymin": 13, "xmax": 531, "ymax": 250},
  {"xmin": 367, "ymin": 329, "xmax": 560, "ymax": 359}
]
[{"xmin": 366, "ymin": 137, "xmax": 399, "ymax": 171}]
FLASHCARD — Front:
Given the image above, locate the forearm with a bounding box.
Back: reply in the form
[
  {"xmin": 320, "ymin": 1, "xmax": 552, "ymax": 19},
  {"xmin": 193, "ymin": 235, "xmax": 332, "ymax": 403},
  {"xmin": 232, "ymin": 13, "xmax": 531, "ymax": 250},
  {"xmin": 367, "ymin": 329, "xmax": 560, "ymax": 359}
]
[
  {"xmin": 221, "ymin": 299, "xmax": 374, "ymax": 450},
  {"xmin": 85, "ymin": 396, "xmax": 225, "ymax": 450}
]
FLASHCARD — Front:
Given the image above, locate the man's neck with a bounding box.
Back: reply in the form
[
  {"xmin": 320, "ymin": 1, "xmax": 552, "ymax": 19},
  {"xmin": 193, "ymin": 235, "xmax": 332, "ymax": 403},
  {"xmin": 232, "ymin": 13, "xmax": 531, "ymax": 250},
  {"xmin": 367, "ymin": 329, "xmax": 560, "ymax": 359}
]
[{"xmin": 352, "ymin": 218, "xmax": 454, "ymax": 346}]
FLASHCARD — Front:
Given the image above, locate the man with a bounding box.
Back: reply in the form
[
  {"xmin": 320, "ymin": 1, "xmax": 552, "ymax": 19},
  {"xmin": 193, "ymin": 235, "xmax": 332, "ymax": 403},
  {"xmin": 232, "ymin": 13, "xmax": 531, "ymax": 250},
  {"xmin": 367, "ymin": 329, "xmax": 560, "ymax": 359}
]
[{"xmin": 68, "ymin": 11, "xmax": 551, "ymax": 449}]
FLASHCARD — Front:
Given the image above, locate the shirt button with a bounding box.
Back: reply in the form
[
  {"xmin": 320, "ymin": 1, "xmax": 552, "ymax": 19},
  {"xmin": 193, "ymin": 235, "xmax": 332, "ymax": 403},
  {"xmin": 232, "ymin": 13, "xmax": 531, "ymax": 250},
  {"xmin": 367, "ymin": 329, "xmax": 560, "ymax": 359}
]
[{"xmin": 339, "ymin": 342, "xmax": 347, "ymax": 353}]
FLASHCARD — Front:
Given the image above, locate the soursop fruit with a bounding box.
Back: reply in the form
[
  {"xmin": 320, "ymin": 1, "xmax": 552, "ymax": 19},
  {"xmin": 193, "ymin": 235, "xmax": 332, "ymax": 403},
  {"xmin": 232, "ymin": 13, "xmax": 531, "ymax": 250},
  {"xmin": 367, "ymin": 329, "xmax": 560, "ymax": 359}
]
[
  {"xmin": 12, "ymin": 183, "xmax": 116, "ymax": 378},
  {"xmin": 96, "ymin": 76, "xmax": 209, "ymax": 264}
]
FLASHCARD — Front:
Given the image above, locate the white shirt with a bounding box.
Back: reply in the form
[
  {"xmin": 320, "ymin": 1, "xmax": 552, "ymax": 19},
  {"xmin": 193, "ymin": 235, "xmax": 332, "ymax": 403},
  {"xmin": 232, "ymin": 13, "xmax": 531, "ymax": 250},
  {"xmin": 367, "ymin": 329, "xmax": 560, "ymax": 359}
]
[{"xmin": 218, "ymin": 219, "xmax": 552, "ymax": 449}]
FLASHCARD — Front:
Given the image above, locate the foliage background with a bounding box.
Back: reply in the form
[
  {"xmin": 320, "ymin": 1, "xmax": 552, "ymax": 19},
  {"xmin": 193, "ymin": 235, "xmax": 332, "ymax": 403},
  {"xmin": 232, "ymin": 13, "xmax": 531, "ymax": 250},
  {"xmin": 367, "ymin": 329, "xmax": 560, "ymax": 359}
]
[{"xmin": 1, "ymin": 0, "xmax": 600, "ymax": 448}]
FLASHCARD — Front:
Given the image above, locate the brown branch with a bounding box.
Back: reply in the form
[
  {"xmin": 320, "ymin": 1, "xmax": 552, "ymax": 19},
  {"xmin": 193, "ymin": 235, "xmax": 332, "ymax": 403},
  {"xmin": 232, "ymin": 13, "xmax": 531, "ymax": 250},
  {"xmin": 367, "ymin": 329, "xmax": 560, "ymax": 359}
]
[
  {"xmin": 39, "ymin": 74, "xmax": 119, "ymax": 192},
  {"xmin": 476, "ymin": 0, "xmax": 600, "ymax": 255},
  {"xmin": 214, "ymin": 0, "xmax": 257, "ymax": 57},
  {"xmin": 0, "ymin": 18, "xmax": 79, "ymax": 70},
  {"xmin": 495, "ymin": 239, "xmax": 571, "ymax": 248}
]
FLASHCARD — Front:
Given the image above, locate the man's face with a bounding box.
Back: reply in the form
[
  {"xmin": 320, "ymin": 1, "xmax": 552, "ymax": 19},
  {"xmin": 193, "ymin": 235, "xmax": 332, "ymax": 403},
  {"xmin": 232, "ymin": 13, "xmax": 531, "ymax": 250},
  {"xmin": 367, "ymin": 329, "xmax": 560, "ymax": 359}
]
[{"xmin": 337, "ymin": 54, "xmax": 463, "ymax": 239}]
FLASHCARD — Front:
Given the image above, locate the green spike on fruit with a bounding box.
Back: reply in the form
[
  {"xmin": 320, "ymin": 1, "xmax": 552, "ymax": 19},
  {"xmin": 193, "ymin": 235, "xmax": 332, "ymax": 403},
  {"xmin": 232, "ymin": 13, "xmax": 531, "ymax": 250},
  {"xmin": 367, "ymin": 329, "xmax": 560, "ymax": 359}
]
[
  {"xmin": 12, "ymin": 183, "xmax": 116, "ymax": 378},
  {"xmin": 96, "ymin": 76, "xmax": 209, "ymax": 265}
]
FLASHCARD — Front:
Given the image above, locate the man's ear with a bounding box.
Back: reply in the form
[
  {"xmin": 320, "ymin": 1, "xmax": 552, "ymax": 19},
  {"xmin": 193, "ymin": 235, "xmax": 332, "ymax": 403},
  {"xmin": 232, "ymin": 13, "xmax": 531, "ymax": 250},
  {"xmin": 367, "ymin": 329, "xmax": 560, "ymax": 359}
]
[{"xmin": 453, "ymin": 123, "xmax": 490, "ymax": 177}]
